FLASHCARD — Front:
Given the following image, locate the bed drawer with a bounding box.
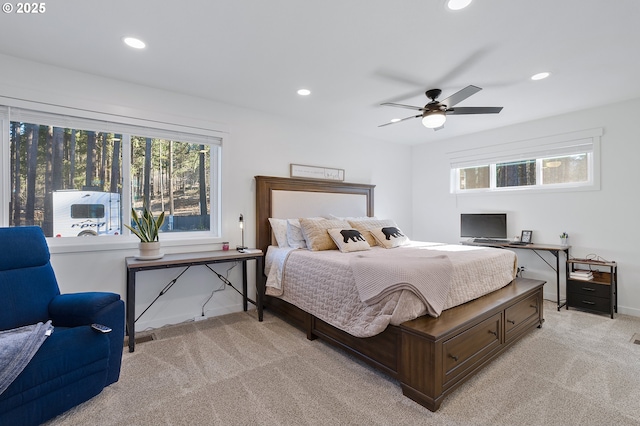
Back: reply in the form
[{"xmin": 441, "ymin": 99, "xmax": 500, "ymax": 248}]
[
  {"xmin": 505, "ymin": 292, "xmax": 540, "ymax": 343},
  {"xmin": 442, "ymin": 312, "xmax": 501, "ymax": 385}
]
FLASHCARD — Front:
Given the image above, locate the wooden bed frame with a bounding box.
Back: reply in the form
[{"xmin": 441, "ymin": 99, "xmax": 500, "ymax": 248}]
[{"xmin": 254, "ymin": 175, "xmax": 544, "ymax": 411}]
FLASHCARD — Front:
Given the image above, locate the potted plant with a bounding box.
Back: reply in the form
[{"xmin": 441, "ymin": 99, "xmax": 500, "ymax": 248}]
[
  {"xmin": 125, "ymin": 205, "xmax": 165, "ymax": 259},
  {"xmin": 559, "ymin": 232, "xmax": 569, "ymax": 246}
]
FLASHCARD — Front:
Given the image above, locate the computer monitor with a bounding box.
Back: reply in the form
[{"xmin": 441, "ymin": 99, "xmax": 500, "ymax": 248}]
[{"xmin": 460, "ymin": 213, "xmax": 507, "ymax": 239}]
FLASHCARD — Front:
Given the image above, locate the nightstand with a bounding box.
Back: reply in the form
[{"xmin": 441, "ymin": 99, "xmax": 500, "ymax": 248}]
[{"xmin": 566, "ymin": 259, "xmax": 617, "ymax": 318}]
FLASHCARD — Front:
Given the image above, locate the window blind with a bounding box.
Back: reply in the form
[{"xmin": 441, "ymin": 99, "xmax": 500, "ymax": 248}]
[
  {"xmin": 448, "ymin": 128, "xmax": 602, "ymax": 169},
  {"xmin": 7, "ymin": 106, "xmax": 222, "ymax": 146}
]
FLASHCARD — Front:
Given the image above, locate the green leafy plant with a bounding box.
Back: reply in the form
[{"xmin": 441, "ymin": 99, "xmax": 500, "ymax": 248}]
[{"xmin": 125, "ymin": 206, "xmax": 165, "ymax": 242}]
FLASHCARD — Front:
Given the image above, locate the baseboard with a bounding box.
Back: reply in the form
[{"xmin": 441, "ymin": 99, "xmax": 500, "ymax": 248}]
[
  {"xmin": 134, "ymin": 302, "xmax": 246, "ymax": 332},
  {"xmin": 617, "ymin": 305, "xmax": 640, "ymax": 317}
]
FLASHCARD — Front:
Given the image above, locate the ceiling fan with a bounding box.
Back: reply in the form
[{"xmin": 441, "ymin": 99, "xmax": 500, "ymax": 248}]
[{"xmin": 379, "ymin": 85, "xmax": 503, "ymax": 130}]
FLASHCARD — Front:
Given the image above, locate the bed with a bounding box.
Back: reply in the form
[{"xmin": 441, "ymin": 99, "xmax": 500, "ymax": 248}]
[{"xmin": 255, "ymin": 175, "xmax": 544, "ymax": 411}]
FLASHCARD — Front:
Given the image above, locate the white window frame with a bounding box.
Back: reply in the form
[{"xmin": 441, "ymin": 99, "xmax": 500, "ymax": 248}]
[
  {"xmin": 0, "ymin": 101, "xmax": 225, "ymax": 252},
  {"xmin": 449, "ymin": 128, "xmax": 602, "ymax": 195}
]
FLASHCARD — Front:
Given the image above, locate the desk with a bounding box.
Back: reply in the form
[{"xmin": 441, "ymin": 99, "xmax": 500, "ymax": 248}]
[
  {"xmin": 125, "ymin": 250, "xmax": 264, "ymax": 352},
  {"xmin": 462, "ymin": 241, "xmax": 570, "ymax": 311}
]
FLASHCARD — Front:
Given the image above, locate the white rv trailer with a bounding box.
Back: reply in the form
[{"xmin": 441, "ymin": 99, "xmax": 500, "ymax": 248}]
[{"xmin": 52, "ymin": 191, "xmax": 121, "ymax": 237}]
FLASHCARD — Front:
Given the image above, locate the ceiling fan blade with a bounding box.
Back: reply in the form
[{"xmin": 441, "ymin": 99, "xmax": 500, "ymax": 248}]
[
  {"xmin": 440, "ymin": 85, "xmax": 482, "ymax": 107},
  {"xmin": 447, "ymin": 106, "xmax": 503, "ymax": 115},
  {"xmin": 380, "ymin": 102, "xmax": 424, "ymax": 111},
  {"xmin": 378, "ymin": 114, "xmax": 421, "ymax": 127},
  {"xmin": 373, "ymin": 48, "xmax": 489, "ymax": 105}
]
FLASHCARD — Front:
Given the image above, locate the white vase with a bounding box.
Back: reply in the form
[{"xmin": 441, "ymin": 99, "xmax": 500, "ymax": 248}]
[{"xmin": 138, "ymin": 241, "xmax": 163, "ymax": 260}]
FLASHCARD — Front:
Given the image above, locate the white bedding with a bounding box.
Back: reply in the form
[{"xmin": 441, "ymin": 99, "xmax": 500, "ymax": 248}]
[{"xmin": 265, "ymin": 242, "xmax": 517, "ymax": 338}]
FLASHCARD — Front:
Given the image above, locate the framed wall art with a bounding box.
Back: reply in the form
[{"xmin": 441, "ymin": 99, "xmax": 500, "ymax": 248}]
[{"xmin": 290, "ymin": 164, "xmax": 344, "ymax": 181}]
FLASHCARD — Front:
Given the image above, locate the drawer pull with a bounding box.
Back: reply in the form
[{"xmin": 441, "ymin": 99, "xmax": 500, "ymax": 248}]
[
  {"xmin": 488, "ymin": 330, "xmax": 497, "ymax": 336},
  {"xmin": 581, "ymin": 287, "xmax": 596, "ymax": 292},
  {"xmin": 449, "ymin": 354, "xmax": 459, "ymax": 362},
  {"xmin": 582, "ymin": 300, "xmax": 596, "ymax": 305},
  {"xmin": 530, "ymin": 304, "xmax": 537, "ymax": 308},
  {"xmin": 507, "ymin": 319, "xmax": 515, "ymax": 324}
]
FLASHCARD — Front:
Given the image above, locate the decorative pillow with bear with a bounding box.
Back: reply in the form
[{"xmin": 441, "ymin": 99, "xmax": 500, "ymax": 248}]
[
  {"xmin": 327, "ymin": 228, "xmax": 371, "ymax": 253},
  {"xmin": 299, "ymin": 217, "xmax": 350, "ymax": 251},
  {"xmin": 370, "ymin": 226, "xmax": 410, "ymax": 249},
  {"xmin": 347, "ymin": 218, "xmax": 398, "ymax": 246}
]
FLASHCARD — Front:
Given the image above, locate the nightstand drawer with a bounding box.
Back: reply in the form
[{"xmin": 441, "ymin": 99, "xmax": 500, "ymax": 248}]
[
  {"xmin": 567, "ymin": 292, "xmax": 610, "ymax": 313},
  {"xmin": 567, "ymin": 280, "xmax": 610, "ymax": 298}
]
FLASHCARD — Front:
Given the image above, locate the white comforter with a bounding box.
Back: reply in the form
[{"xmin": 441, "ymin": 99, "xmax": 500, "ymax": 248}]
[{"xmin": 265, "ymin": 242, "xmax": 517, "ymax": 338}]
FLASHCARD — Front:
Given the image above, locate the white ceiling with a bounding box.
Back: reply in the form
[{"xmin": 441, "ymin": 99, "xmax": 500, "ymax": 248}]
[{"xmin": 1, "ymin": 0, "xmax": 639, "ymax": 145}]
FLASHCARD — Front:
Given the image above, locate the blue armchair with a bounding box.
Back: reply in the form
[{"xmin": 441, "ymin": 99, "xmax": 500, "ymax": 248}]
[{"xmin": 0, "ymin": 226, "xmax": 124, "ymax": 426}]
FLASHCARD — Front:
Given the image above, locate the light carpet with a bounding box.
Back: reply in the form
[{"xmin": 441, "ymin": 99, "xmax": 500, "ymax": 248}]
[{"xmin": 45, "ymin": 301, "xmax": 640, "ymax": 425}]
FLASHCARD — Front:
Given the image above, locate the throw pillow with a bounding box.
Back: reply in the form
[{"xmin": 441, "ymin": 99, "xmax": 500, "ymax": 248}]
[
  {"xmin": 370, "ymin": 226, "xmax": 410, "ymax": 249},
  {"xmin": 327, "ymin": 228, "xmax": 371, "ymax": 253},
  {"xmin": 268, "ymin": 218, "xmax": 289, "ymax": 247},
  {"xmin": 347, "ymin": 218, "xmax": 397, "ymax": 246},
  {"xmin": 299, "ymin": 217, "xmax": 350, "ymax": 251}
]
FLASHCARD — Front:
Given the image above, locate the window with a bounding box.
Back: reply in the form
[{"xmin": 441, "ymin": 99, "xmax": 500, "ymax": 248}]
[
  {"xmin": 2, "ymin": 106, "xmax": 221, "ymax": 239},
  {"xmin": 71, "ymin": 204, "xmax": 105, "ymax": 219},
  {"xmin": 449, "ymin": 129, "xmax": 601, "ymax": 194},
  {"xmin": 496, "ymin": 159, "xmax": 536, "ymax": 188},
  {"xmin": 542, "ymin": 154, "xmax": 588, "ymax": 185},
  {"xmin": 8, "ymin": 122, "xmax": 122, "ymax": 237},
  {"xmin": 130, "ymin": 137, "xmax": 211, "ymax": 233},
  {"xmin": 459, "ymin": 165, "xmax": 489, "ymax": 190}
]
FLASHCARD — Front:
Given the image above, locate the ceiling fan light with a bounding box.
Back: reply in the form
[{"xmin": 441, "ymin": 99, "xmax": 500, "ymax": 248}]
[
  {"xmin": 531, "ymin": 72, "xmax": 550, "ymax": 81},
  {"xmin": 446, "ymin": 0, "xmax": 473, "ymax": 11},
  {"xmin": 123, "ymin": 37, "xmax": 146, "ymax": 49},
  {"xmin": 422, "ymin": 111, "xmax": 446, "ymax": 128}
]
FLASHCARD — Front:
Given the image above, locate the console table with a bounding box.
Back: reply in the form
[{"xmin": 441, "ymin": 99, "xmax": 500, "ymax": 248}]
[
  {"xmin": 125, "ymin": 250, "xmax": 264, "ymax": 352},
  {"xmin": 462, "ymin": 241, "xmax": 570, "ymax": 310}
]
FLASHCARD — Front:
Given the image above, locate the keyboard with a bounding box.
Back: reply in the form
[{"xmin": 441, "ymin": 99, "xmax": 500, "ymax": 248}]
[
  {"xmin": 473, "ymin": 238, "xmax": 508, "ymax": 244},
  {"xmin": 509, "ymin": 241, "xmax": 530, "ymax": 246}
]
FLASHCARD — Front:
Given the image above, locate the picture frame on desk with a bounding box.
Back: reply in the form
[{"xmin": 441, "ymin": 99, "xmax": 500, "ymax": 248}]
[{"xmin": 521, "ymin": 230, "xmax": 533, "ymax": 244}]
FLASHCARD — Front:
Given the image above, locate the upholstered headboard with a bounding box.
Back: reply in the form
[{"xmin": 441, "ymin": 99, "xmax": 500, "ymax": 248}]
[{"xmin": 254, "ymin": 176, "xmax": 375, "ymax": 254}]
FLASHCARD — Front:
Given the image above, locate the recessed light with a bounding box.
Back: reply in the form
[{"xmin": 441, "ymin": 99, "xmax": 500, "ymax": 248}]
[
  {"xmin": 123, "ymin": 37, "xmax": 146, "ymax": 49},
  {"xmin": 531, "ymin": 72, "xmax": 550, "ymax": 81},
  {"xmin": 297, "ymin": 89, "xmax": 311, "ymax": 96},
  {"xmin": 446, "ymin": 0, "xmax": 473, "ymax": 11}
]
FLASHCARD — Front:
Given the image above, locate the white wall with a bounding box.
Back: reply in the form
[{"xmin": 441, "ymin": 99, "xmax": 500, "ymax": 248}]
[
  {"xmin": 0, "ymin": 54, "xmax": 413, "ymax": 331},
  {"xmin": 412, "ymin": 97, "xmax": 640, "ymax": 316}
]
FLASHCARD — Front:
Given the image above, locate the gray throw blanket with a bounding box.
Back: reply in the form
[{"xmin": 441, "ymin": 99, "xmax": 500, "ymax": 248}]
[
  {"xmin": 0, "ymin": 321, "xmax": 54, "ymax": 395},
  {"xmin": 351, "ymin": 253, "xmax": 453, "ymax": 317}
]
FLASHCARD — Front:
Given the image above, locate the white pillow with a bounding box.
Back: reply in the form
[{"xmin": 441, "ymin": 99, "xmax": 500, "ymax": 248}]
[
  {"xmin": 327, "ymin": 228, "xmax": 371, "ymax": 253},
  {"xmin": 286, "ymin": 219, "xmax": 307, "ymax": 249},
  {"xmin": 268, "ymin": 218, "xmax": 289, "ymax": 247},
  {"xmin": 370, "ymin": 226, "xmax": 410, "ymax": 249}
]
